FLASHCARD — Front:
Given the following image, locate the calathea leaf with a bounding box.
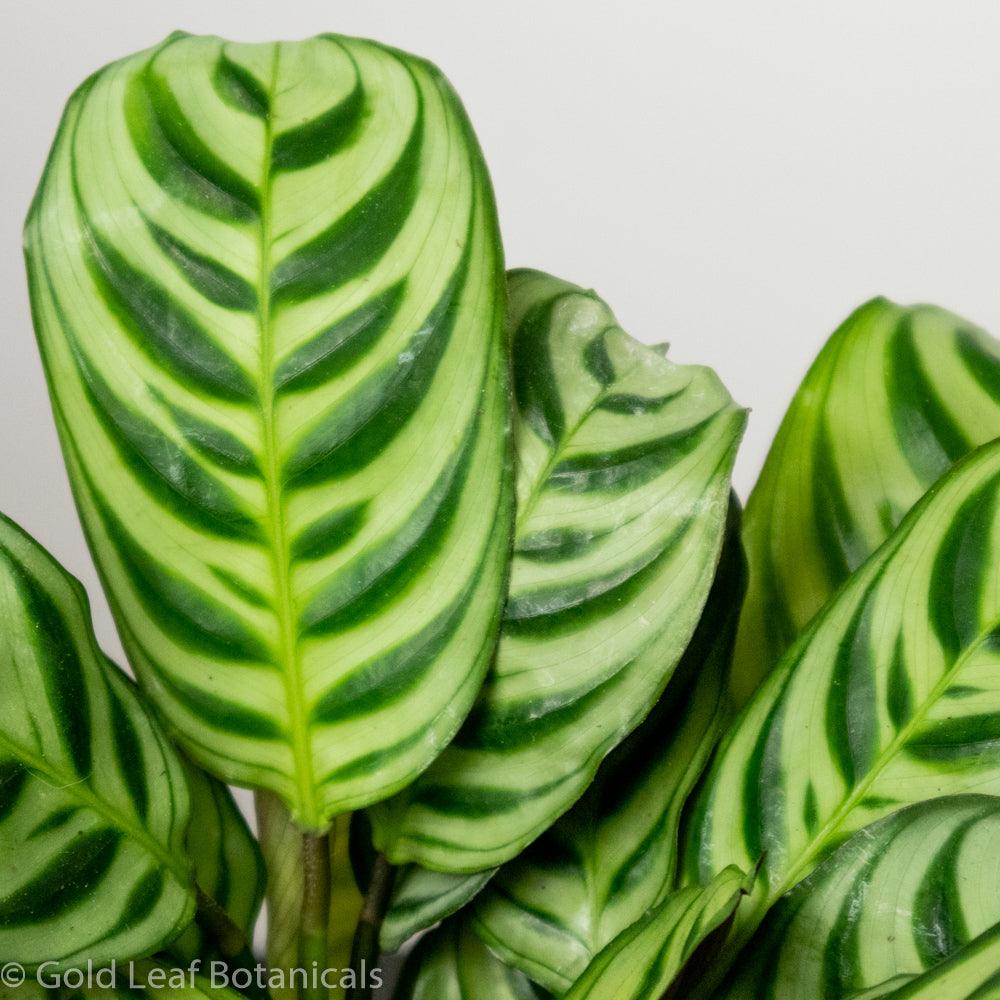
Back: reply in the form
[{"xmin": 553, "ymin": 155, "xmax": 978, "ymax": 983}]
[
  {"xmin": 687, "ymin": 439, "xmax": 1000, "ymax": 964},
  {"xmin": 562, "ymin": 865, "xmax": 752, "ymax": 1000},
  {"xmin": 256, "ymin": 791, "xmax": 362, "ymax": 1000},
  {"xmin": 731, "ymin": 298, "xmax": 1000, "ymax": 706},
  {"xmin": 846, "ymin": 921, "xmax": 1000, "ymax": 1000},
  {"xmin": 369, "ymin": 268, "xmax": 746, "ymax": 871},
  {"xmin": 470, "ymin": 504, "xmax": 745, "ymax": 994},
  {"xmin": 395, "ymin": 920, "xmax": 549, "ymax": 1000},
  {"xmin": 719, "ymin": 795, "xmax": 1000, "ymax": 1000},
  {"xmin": 0, "ymin": 512, "xmax": 194, "ymax": 967},
  {"xmin": 381, "ymin": 864, "xmax": 497, "ymax": 954},
  {"xmin": 25, "ymin": 31, "xmax": 513, "ymax": 830},
  {"xmin": 168, "ymin": 761, "xmax": 265, "ymax": 963}
]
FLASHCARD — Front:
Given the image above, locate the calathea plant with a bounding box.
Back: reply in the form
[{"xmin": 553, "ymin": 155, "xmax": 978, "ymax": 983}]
[{"xmin": 2, "ymin": 26, "xmax": 1000, "ymax": 1000}]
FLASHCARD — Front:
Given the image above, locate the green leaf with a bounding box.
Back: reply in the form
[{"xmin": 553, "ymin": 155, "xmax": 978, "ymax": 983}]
[
  {"xmin": 168, "ymin": 761, "xmax": 265, "ymax": 962},
  {"xmin": 396, "ymin": 921, "xmax": 549, "ymax": 1000},
  {"xmin": 61, "ymin": 960, "xmax": 249, "ymax": 1000},
  {"xmin": 720, "ymin": 796, "xmax": 1000, "ymax": 999},
  {"xmin": 256, "ymin": 791, "xmax": 362, "ymax": 1000},
  {"xmin": 847, "ymin": 921, "xmax": 1000, "ymax": 999},
  {"xmin": 732, "ymin": 298, "xmax": 1000, "ymax": 706},
  {"xmin": 470, "ymin": 506, "xmax": 745, "ymax": 993},
  {"xmin": 687, "ymin": 439, "xmax": 1000, "ymax": 963},
  {"xmin": 370, "ymin": 268, "xmax": 746, "ymax": 871},
  {"xmin": 382, "ymin": 865, "xmax": 497, "ymax": 954},
  {"xmin": 25, "ymin": 31, "xmax": 513, "ymax": 831},
  {"xmin": 563, "ymin": 865, "xmax": 752, "ymax": 1000},
  {"xmin": 0, "ymin": 512, "xmax": 194, "ymax": 967}
]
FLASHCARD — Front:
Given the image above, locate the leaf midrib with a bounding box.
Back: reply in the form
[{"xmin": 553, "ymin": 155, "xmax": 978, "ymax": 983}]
[
  {"xmin": 254, "ymin": 44, "xmax": 320, "ymax": 828},
  {"xmin": 768, "ymin": 605, "xmax": 1000, "ymax": 909}
]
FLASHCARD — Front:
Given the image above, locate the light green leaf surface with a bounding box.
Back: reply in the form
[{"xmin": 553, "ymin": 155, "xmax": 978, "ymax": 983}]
[
  {"xmin": 848, "ymin": 923, "xmax": 1000, "ymax": 999},
  {"xmin": 732, "ymin": 297, "xmax": 1000, "ymax": 706},
  {"xmin": 687, "ymin": 439, "xmax": 1000, "ymax": 961},
  {"xmin": 720, "ymin": 795, "xmax": 1000, "ymax": 999},
  {"xmin": 168, "ymin": 762, "xmax": 265, "ymax": 962},
  {"xmin": 371, "ymin": 268, "xmax": 746, "ymax": 871},
  {"xmin": 25, "ymin": 31, "xmax": 512, "ymax": 830},
  {"xmin": 0, "ymin": 512, "xmax": 194, "ymax": 967},
  {"xmin": 256, "ymin": 791, "xmax": 362, "ymax": 1000},
  {"xmin": 395, "ymin": 921, "xmax": 548, "ymax": 1000},
  {"xmin": 470, "ymin": 507, "xmax": 745, "ymax": 993},
  {"xmin": 563, "ymin": 865, "xmax": 751, "ymax": 1000}
]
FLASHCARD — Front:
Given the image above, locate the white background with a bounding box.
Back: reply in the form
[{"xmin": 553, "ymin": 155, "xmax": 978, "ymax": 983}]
[{"xmin": 2, "ymin": 0, "xmax": 1000, "ymax": 947}]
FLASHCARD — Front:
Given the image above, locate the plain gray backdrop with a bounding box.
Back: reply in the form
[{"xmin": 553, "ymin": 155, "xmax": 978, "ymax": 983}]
[{"xmin": 3, "ymin": 0, "xmax": 1000, "ymax": 952}]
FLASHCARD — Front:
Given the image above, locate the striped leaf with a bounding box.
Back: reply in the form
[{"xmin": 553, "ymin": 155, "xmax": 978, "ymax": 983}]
[
  {"xmin": 25, "ymin": 31, "xmax": 512, "ymax": 830},
  {"xmin": 370, "ymin": 268, "xmax": 746, "ymax": 871},
  {"xmin": 732, "ymin": 298, "xmax": 1000, "ymax": 706},
  {"xmin": 168, "ymin": 761, "xmax": 265, "ymax": 963},
  {"xmin": 720, "ymin": 796, "xmax": 1000, "ymax": 1000},
  {"xmin": 0, "ymin": 512, "xmax": 194, "ymax": 967},
  {"xmin": 687, "ymin": 439, "xmax": 1000, "ymax": 964},
  {"xmin": 256, "ymin": 792, "xmax": 362, "ymax": 1000},
  {"xmin": 563, "ymin": 865, "xmax": 752, "ymax": 1000},
  {"xmin": 470, "ymin": 507, "xmax": 745, "ymax": 993},
  {"xmin": 382, "ymin": 865, "xmax": 497, "ymax": 954},
  {"xmin": 396, "ymin": 921, "xmax": 549, "ymax": 1000},
  {"xmin": 847, "ymin": 923, "xmax": 1000, "ymax": 1000},
  {"xmin": 62, "ymin": 961, "xmax": 248, "ymax": 1000}
]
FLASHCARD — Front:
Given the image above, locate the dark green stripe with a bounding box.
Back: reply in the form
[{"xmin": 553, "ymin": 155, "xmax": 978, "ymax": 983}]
[
  {"xmin": 928, "ymin": 472, "xmax": 998, "ymax": 658},
  {"xmin": 888, "ymin": 315, "xmax": 973, "ymax": 485},
  {"xmin": 906, "ymin": 711, "xmax": 1000, "ymax": 764},
  {"xmin": 283, "ymin": 244, "xmax": 471, "ymax": 486},
  {"xmin": 887, "ymin": 634, "xmax": 914, "ymax": 729},
  {"xmin": 514, "ymin": 526, "xmax": 610, "ymax": 562},
  {"xmin": 55, "ymin": 305, "xmax": 260, "ymax": 541},
  {"xmin": 69, "ymin": 188, "xmax": 254, "ymax": 402},
  {"xmin": 86, "ymin": 482, "xmax": 269, "ymax": 663},
  {"xmin": 512, "ymin": 293, "xmax": 576, "ymax": 446},
  {"xmin": 7, "ymin": 555, "xmax": 92, "ymax": 778},
  {"xmin": 912, "ymin": 818, "xmax": 974, "ymax": 966},
  {"xmin": 274, "ymin": 281, "xmax": 405, "ymax": 394},
  {"xmin": 598, "ymin": 387, "xmax": 683, "ymax": 415},
  {"xmin": 109, "ymin": 685, "xmax": 150, "ymax": 820},
  {"xmin": 153, "ymin": 389, "xmax": 260, "ymax": 476},
  {"xmin": 0, "ymin": 762, "xmax": 29, "ymax": 823},
  {"xmin": 582, "ymin": 328, "xmax": 616, "ymax": 386},
  {"xmin": 124, "ymin": 63, "xmax": 257, "ymax": 223},
  {"xmin": 546, "ymin": 416, "xmax": 716, "ymax": 494},
  {"xmin": 824, "ymin": 583, "xmax": 878, "ymax": 787},
  {"xmin": 0, "ymin": 827, "xmax": 121, "ymax": 924},
  {"xmin": 301, "ymin": 411, "xmax": 481, "ymax": 635},
  {"xmin": 956, "ymin": 328, "xmax": 1000, "ymax": 404},
  {"xmin": 28, "ymin": 806, "xmax": 80, "ymax": 838},
  {"xmin": 292, "ymin": 502, "xmax": 368, "ymax": 562},
  {"xmin": 272, "ymin": 53, "xmax": 365, "ymax": 170},
  {"xmin": 271, "ymin": 86, "xmax": 423, "ymax": 302},
  {"xmin": 214, "ymin": 53, "xmax": 270, "ymax": 119},
  {"xmin": 145, "ymin": 217, "xmax": 256, "ymax": 311}
]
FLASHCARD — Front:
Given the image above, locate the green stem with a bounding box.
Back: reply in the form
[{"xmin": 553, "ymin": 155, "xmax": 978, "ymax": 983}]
[
  {"xmin": 347, "ymin": 854, "xmax": 396, "ymax": 1000},
  {"xmin": 299, "ymin": 832, "xmax": 332, "ymax": 1000}
]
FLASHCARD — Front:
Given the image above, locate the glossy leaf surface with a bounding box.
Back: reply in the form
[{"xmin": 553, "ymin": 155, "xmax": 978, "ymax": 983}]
[
  {"xmin": 0, "ymin": 513, "xmax": 193, "ymax": 967},
  {"xmin": 732, "ymin": 298, "xmax": 1000, "ymax": 706},
  {"xmin": 25, "ymin": 31, "xmax": 512, "ymax": 829},
  {"xmin": 688, "ymin": 440, "xmax": 1000, "ymax": 956},
  {"xmin": 371, "ymin": 268, "xmax": 746, "ymax": 871},
  {"xmin": 471, "ymin": 509, "xmax": 745, "ymax": 993},
  {"xmin": 720, "ymin": 796, "xmax": 1000, "ymax": 999}
]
